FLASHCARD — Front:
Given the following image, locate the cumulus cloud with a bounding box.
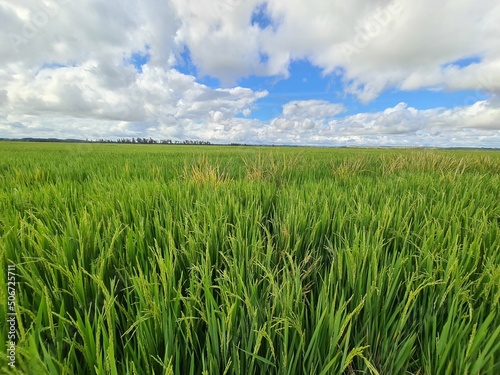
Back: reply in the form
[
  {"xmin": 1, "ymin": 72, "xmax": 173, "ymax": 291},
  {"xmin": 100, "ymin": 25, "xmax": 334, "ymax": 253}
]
[
  {"xmin": 171, "ymin": 0, "xmax": 500, "ymax": 100},
  {"xmin": 0, "ymin": 0, "xmax": 499, "ymax": 147},
  {"xmin": 2, "ymin": 95, "xmax": 499, "ymax": 147},
  {"xmin": 0, "ymin": 0, "xmax": 271, "ymax": 139},
  {"xmin": 282, "ymin": 100, "xmax": 345, "ymax": 119},
  {"xmin": 0, "ymin": 62, "xmax": 268, "ymax": 136},
  {"xmin": 1, "ymin": 0, "xmax": 177, "ymax": 66},
  {"xmin": 259, "ymin": 100, "xmax": 500, "ymax": 147}
]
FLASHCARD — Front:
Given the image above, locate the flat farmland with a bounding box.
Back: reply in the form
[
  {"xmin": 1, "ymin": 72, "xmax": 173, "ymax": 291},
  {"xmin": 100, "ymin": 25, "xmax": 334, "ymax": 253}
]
[{"xmin": 1, "ymin": 142, "xmax": 499, "ymax": 374}]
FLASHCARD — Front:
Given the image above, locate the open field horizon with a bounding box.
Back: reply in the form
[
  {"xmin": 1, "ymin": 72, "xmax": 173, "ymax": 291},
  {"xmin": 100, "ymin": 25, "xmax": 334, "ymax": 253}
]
[
  {"xmin": 2, "ymin": 139, "xmax": 500, "ymax": 151},
  {"xmin": 1, "ymin": 143, "xmax": 499, "ymax": 374}
]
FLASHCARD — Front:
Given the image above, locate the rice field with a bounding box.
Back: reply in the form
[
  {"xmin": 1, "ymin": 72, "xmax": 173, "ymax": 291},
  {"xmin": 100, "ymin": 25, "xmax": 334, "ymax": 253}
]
[{"xmin": 0, "ymin": 142, "xmax": 499, "ymax": 374}]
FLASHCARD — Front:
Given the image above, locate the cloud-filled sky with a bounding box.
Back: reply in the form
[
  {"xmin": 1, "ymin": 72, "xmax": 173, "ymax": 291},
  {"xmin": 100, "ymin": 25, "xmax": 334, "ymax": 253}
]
[{"xmin": 1, "ymin": 0, "xmax": 499, "ymax": 147}]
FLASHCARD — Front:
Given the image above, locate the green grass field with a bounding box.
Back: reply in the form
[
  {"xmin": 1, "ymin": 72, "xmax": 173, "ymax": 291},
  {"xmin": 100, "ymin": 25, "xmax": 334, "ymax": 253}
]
[{"xmin": 1, "ymin": 142, "xmax": 499, "ymax": 374}]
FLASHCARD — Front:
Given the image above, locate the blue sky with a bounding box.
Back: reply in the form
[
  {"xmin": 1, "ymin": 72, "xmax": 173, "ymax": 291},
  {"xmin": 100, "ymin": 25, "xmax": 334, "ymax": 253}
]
[
  {"xmin": 128, "ymin": 48, "xmax": 151, "ymax": 74},
  {"xmin": 174, "ymin": 53, "xmax": 492, "ymax": 121},
  {"xmin": 1, "ymin": 0, "xmax": 499, "ymax": 147}
]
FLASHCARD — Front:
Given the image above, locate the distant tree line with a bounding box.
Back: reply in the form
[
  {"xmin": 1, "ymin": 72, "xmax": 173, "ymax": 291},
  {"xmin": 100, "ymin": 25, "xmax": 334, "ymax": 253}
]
[
  {"xmin": 97, "ymin": 138, "xmax": 212, "ymax": 145},
  {"xmin": 0, "ymin": 137, "xmax": 213, "ymax": 145}
]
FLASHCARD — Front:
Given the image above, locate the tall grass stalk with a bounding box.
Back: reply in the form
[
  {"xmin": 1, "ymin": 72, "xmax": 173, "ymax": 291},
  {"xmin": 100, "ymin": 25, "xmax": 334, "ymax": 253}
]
[{"xmin": 0, "ymin": 143, "xmax": 499, "ymax": 374}]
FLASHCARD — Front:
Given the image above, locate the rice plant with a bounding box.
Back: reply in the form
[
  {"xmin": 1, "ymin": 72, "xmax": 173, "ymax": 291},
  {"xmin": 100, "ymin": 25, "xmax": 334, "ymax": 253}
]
[{"xmin": 0, "ymin": 143, "xmax": 499, "ymax": 374}]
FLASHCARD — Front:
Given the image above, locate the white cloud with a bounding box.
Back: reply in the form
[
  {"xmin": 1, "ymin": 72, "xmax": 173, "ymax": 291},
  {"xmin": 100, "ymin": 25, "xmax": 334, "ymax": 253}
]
[
  {"xmin": 282, "ymin": 100, "xmax": 345, "ymax": 119},
  {"xmin": 170, "ymin": 0, "xmax": 500, "ymax": 100},
  {"xmin": 0, "ymin": 0, "xmax": 499, "ymax": 147},
  {"xmin": 0, "ymin": 62, "xmax": 267, "ymax": 134},
  {"xmin": 261, "ymin": 99, "xmax": 500, "ymax": 147},
  {"xmin": 2, "ymin": 95, "xmax": 499, "ymax": 147},
  {"xmin": 1, "ymin": 0, "xmax": 177, "ymax": 66},
  {"xmin": 171, "ymin": 0, "xmax": 266, "ymax": 83}
]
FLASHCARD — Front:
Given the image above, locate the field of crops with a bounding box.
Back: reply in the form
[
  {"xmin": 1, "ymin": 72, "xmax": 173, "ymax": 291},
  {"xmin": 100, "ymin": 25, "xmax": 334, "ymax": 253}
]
[{"xmin": 0, "ymin": 142, "xmax": 499, "ymax": 374}]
